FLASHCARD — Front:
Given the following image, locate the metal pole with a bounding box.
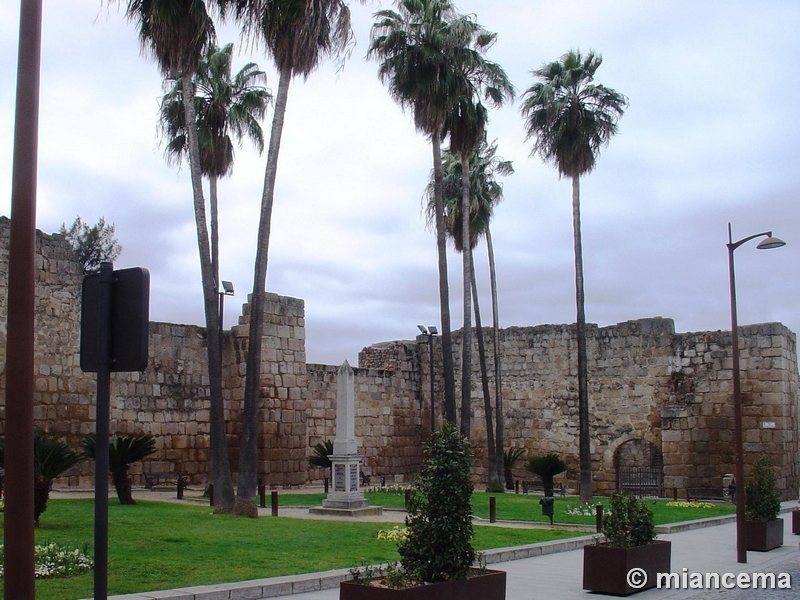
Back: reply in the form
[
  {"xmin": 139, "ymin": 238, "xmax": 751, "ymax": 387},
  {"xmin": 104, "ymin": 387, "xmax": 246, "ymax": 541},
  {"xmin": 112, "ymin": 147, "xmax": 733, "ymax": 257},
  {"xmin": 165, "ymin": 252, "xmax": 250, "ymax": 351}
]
[
  {"xmin": 429, "ymin": 333, "xmax": 435, "ymax": 431},
  {"xmin": 218, "ymin": 292, "xmax": 225, "ymax": 361},
  {"xmin": 4, "ymin": 2, "xmax": 42, "ymax": 598},
  {"xmin": 727, "ymin": 231, "xmax": 747, "ymax": 564},
  {"xmin": 94, "ymin": 262, "xmax": 114, "ymax": 599}
]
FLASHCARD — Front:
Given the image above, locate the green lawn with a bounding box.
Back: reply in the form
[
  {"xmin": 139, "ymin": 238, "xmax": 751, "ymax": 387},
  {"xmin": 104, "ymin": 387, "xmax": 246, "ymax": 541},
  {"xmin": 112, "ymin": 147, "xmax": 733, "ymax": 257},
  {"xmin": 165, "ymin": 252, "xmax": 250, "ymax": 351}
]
[
  {"xmin": 328, "ymin": 491, "xmax": 733, "ymax": 525},
  {"xmin": 1, "ymin": 500, "xmax": 584, "ymax": 600}
]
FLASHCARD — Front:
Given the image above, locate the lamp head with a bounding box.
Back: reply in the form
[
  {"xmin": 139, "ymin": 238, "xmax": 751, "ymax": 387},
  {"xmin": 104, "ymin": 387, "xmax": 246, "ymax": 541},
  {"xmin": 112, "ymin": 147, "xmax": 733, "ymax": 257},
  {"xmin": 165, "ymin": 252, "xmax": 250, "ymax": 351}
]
[
  {"xmin": 417, "ymin": 325, "xmax": 427, "ymax": 334},
  {"xmin": 428, "ymin": 326, "xmax": 438, "ymax": 335},
  {"xmin": 221, "ymin": 280, "xmax": 235, "ymax": 295},
  {"xmin": 756, "ymin": 236, "xmax": 786, "ymax": 250}
]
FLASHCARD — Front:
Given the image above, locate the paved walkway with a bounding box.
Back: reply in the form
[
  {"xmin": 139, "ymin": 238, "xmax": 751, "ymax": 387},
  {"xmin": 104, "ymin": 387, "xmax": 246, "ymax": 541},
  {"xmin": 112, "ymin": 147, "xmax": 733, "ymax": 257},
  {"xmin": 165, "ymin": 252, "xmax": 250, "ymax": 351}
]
[{"xmin": 57, "ymin": 488, "xmax": 798, "ymax": 600}]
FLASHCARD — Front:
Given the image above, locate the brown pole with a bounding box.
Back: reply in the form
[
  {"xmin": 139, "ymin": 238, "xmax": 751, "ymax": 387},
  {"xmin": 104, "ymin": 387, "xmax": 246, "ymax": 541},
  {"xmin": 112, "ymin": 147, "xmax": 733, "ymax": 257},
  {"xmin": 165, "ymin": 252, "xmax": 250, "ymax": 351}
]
[
  {"xmin": 728, "ymin": 228, "xmax": 747, "ymax": 564},
  {"xmin": 4, "ymin": 1, "xmax": 42, "ymax": 598}
]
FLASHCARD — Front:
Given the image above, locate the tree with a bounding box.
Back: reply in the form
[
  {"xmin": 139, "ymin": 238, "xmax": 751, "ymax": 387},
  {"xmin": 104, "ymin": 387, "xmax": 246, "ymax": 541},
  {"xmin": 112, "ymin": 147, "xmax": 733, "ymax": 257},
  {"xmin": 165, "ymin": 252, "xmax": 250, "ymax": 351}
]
[
  {"xmin": 524, "ymin": 452, "xmax": 567, "ymax": 497},
  {"xmin": 159, "ymin": 41, "xmax": 270, "ymax": 288},
  {"xmin": 1, "ymin": 432, "xmax": 85, "ymax": 526},
  {"xmin": 219, "ymin": 0, "xmax": 361, "ymax": 517},
  {"xmin": 59, "ymin": 216, "xmax": 122, "ymax": 274},
  {"xmin": 82, "ymin": 434, "xmax": 156, "ymax": 505},
  {"xmin": 109, "ymin": 0, "xmax": 237, "ymax": 513},
  {"xmin": 426, "ymin": 138, "xmax": 512, "ymax": 490},
  {"xmin": 369, "ymin": 0, "xmax": 462, "ymax": 425},
  {"xmin": 443, "ymin": 19, "xmax": 513, "ymax": 440},
  {"xmin": 520, "ymin": 49, "xmax": 627, "ymax": 504}
]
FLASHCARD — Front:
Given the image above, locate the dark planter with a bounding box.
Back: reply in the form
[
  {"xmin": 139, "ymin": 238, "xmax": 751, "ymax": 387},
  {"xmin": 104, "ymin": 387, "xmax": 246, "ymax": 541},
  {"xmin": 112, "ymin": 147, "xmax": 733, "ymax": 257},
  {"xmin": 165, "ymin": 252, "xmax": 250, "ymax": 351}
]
[
  {"xmin": 792, "ymin": 510, "xmax": 800, "ymax": 535},
  {"xmin": 583, "ymin": 541, "xmax": 671, "ymax": 596},
  {"xmin": 340, "ymin": 569, "xmax": 506, "ymax": 600},
  {"xmin": 746, "ymin": 518, "xmax": 784, "ymax": 551}
]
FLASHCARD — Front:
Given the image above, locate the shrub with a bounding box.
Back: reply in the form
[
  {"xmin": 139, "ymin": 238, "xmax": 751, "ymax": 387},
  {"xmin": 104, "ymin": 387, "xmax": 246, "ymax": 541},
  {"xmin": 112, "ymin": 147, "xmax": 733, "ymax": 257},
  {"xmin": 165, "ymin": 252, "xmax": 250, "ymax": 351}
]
[
  {"xmin": 398, "ymin": 422, "xmax": 475, "ymax": 583},
  {"xmin": 745, "ymin": 455, "xmax": 781, "ymax": 522},
  {"xmin": 601, "ymin": 493, "xmax": 656, "ymax": 548}
]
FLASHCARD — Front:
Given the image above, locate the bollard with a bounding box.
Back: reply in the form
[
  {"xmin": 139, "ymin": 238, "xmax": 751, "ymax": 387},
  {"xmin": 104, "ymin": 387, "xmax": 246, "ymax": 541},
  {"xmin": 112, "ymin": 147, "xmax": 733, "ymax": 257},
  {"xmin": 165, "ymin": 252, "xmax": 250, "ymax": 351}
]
[
  {"xmin": 177, "ymin": 476, "xmax": 184, "ymax": 500},
  {"xmin": 259, "ymin": 480, "xmax": 266, "ymax": 509},
  {"xmin": 404, "ymin": 488, "xmax": 411, "ymax": 511},
  {"xmin": 271, "ymin": 490, "xmax": 279, "ymax": 517},
  {"xmin": 673, "ymin": 487, "xmax": 678, "ymax": 501},
  {"xmin": 595, "ymin": 504, "xmax": 603, "ymax": 533},
  {"xmin": 324, "ymin": 478, "xmax": 329, "ymax": 494},
  {"xmin": 209, "ymin": 484, "xmax": 214, "ymax": 507},
  {"xmin": 515, "ymin": 480, "xmax": 519, "ymax": 494},
  {"xmin": 381, "ymin": 476, "xmax": 386, "ymax": 487},
  {"xmin": 489, "ymin": 496, "xmax": 496, "ymax": 523}
]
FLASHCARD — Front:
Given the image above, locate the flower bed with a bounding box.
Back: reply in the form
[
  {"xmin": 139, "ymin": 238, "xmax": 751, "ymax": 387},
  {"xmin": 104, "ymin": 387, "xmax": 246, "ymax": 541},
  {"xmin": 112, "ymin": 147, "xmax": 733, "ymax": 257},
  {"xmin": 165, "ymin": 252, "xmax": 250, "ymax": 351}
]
[{"xmin": 0, "ymin": 542, "xmax": 93, "ymax": 579}]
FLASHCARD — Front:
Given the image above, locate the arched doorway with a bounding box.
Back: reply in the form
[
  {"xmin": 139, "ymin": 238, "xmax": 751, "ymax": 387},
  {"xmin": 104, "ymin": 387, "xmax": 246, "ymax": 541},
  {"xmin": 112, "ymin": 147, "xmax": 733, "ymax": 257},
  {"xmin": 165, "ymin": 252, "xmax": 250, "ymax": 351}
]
[{"xmin": 615, "ymin": 439, "xmax": 663, "ymax": 498}]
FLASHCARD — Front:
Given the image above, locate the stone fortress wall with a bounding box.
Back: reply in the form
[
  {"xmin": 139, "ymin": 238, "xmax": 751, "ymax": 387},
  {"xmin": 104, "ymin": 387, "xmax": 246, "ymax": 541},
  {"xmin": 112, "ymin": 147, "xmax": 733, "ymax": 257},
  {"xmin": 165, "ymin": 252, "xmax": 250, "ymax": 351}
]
[{"xmin": 0, "ymin": 218, "xmax": 797, "ymax": 497}]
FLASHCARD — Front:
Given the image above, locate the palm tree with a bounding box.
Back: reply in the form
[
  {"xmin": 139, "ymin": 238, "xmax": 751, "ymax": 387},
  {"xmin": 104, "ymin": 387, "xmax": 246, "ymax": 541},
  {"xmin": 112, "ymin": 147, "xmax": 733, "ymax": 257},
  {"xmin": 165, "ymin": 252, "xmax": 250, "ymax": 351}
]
[
  {"xmin": 109, "ymin": 0, "xmax": 237, "ymax": 513},
  {"xmin": 443, "ymin": 22, "xmax": 514, "ymax": 440},
  {"xmin": 520, "ymin": 49, "xmax": 628, "ymax": 504},
  {"xmin": 219, "ymin": 0, "xmax": 360, "ymax": 517},
  {"xmin": 426, "ymin": 138, "xmax": 512, "ymax": 491},
  {"xmin": 82, "ymin": 434, "xmax": 157, "ymax": 505},
  {"xmin": 159, "ymin": 41, "xmax": 271, "ymax": 289},
  {"xmin": 368, "ymin": 0, "xmax": 462, "ymax": 425},
  {"xmin": 1, "ymin": 432, "xmax": 85, "ymax": 526}
]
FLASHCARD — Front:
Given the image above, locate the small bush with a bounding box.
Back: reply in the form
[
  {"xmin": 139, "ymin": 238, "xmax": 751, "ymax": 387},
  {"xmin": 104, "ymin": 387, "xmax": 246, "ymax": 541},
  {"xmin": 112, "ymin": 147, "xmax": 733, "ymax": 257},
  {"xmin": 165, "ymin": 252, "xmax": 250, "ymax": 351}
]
[
  {"xmin": 398, "ymin": 422, "xmax": 475, "ymax": 583},
  {"xmin": 601, "ymin": 493, "xmax": 656, "ymax": 548},
  {"xmin": 745, "ymin": 455, "xmax": 781, "ymax": 522}
]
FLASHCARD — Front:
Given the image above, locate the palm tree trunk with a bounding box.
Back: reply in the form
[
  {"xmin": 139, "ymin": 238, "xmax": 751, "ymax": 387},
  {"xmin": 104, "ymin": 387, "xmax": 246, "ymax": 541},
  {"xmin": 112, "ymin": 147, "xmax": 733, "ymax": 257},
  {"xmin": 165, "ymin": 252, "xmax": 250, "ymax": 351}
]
[
  {"xmin": 182, "ymin": 72, "xmax": 235, "ymax": 514},
  {"xmin": 112, "ymin": 470, "xmax": 135, "ymax": 505},
  {"xmin": 210, "ymin": 175, "xmax": 219, "ymax": 288},
  {"xmin": 572, "ymin": 175, "xmax": 592, "ymax": 504},
  {"xmin": 459, "ymin": 152, "xmax": 472, "ymax": 439},
  {"xmin": 471, "ymin": 266, "xmax": 500, "ymax": 490},
  {"xmin": 486, "ymin": 226, "xmax": 504, "ymax": 492},
  {"xmin": 431, "ymin": 130, "xmax": 457, "ymax": 424},
  {"xmin": 237, "ymin": 65, "xmax": 292, "ymax": 517}
]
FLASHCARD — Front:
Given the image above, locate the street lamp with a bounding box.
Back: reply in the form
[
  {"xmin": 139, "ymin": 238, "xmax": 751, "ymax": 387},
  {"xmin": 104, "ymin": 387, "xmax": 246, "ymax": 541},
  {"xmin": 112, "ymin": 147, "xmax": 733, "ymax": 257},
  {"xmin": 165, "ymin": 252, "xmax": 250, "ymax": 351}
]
[
  {"xmin": 219, "ymin": 281, "xmax": 235, "ymax": 358},
  {"xmin": 726, "ymin": 223, "xmax": 785, "ymax": 564},
  {"xmin": 417, "ymin": 325, "xmax": 438, "ymax": 431}
]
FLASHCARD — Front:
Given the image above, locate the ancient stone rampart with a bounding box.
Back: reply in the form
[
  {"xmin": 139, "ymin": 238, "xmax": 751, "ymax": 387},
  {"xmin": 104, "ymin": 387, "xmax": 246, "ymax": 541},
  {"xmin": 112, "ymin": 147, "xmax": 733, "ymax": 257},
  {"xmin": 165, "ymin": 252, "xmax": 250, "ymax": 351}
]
[{"xmin": 1, "ymin": 218, "xmax": 797, "ymax": 498}]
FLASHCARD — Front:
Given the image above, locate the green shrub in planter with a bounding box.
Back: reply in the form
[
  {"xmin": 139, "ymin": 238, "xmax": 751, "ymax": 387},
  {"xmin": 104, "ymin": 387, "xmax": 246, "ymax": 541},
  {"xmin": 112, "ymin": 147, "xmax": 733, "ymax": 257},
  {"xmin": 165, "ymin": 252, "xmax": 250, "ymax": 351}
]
[
  {"xmin": 601, "ymin": 492, "xmax": 657, "ymax": 548},
  {"xmin": 745, "ymin": 455, "xmax": 781, "ymax": 522},
  {"xmin": 398, "ymin": 422, "xmax": 475, "ymax": 583}
]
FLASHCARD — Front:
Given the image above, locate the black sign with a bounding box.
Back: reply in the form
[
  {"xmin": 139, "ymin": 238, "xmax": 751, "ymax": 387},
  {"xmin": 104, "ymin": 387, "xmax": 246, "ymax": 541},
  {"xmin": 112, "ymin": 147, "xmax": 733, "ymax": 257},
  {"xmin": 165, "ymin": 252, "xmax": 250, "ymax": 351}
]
[{"xmin": 80, "ymin": 267, "xmax": 150, "ymax": 372}]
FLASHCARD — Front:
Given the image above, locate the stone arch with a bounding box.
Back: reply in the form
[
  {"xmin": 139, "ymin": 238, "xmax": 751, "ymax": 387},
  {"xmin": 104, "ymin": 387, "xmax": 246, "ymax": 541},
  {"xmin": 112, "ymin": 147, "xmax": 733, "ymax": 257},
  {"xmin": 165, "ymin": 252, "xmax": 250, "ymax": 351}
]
[{"xmin": 613, "ymin": 438, "xmax": 664, "ymax": 497}]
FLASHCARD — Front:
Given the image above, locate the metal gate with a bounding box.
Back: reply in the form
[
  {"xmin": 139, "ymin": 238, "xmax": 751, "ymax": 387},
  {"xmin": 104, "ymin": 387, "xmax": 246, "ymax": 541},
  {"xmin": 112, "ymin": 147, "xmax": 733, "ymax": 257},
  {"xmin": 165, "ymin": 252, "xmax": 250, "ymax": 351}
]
[{"xmin": 617, "ymin": 466, "xmax": 662, "ymax": 498}]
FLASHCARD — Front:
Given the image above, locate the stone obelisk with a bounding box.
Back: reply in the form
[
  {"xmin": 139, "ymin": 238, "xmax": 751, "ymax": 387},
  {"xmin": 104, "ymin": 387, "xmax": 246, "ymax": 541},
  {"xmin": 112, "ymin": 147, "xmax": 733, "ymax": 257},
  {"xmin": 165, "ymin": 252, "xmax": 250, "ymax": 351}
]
[{"xmin": 312, "ymin": 361, "xmax": 382, "ymax": 516}]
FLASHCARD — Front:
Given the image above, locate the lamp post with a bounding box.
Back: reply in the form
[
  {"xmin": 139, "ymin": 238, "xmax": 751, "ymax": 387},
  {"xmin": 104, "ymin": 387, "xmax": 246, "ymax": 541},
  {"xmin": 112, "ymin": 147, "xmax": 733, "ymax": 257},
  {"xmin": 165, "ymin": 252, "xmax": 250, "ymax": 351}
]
[
  {"xmin": 417, "ymin": 325, "xmax": 438, "ymax": 431},
  {"xmin": 218, "ymin": 280, "xmax": 235, "ymax": 359},
  {"xmin": 726, "ymin": 223, "xmax": 785, "ymax": 564}
]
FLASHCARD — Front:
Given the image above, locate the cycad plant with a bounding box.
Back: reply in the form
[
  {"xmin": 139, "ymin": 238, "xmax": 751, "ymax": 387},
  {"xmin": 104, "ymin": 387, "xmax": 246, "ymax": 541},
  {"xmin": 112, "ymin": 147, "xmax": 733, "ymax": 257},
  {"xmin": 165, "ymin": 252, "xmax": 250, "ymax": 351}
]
[
  {"xmin": 308, "ymin": 439, "xmax": 333, "ymax": 470},
  {"xmin": 503, "ymin": 447, "xmax": 526, "ymax": 490},
  {"xmin": 82, "ymin": 434, "xmax": 156, "ymax": 505},
  {"xmin": 524, "ymin": 452, "xmax": 567, "ymax": 497},
  {"xmin": 0, "ymin": 432, "xmax": 84, "ymax": 526}
]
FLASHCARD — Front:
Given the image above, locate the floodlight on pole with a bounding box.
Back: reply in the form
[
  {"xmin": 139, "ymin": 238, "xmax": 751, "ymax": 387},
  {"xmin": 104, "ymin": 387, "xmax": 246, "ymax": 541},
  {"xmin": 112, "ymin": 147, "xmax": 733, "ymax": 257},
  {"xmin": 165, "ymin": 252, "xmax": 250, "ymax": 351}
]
[
  {"xmin": 219, "ymin": 280, "xmax": 235, "ymax": 358},
  {"xmin": 726, "ymin": 222, "xmax": 785, "ymax": 564}
]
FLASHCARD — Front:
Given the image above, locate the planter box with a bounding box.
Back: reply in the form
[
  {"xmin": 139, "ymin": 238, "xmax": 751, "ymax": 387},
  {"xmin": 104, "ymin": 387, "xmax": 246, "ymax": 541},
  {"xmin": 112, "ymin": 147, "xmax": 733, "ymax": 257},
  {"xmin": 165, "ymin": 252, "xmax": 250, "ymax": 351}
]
[
  {"xmin": 340, "ymin": 569, "xmax": 506, "ymax": 600},
  {"xmin": 583, "ymin": 541, "xmax": 671, "ymax": 596},
  {"xmin": 792, "ymin": 510, "xmax": 800, "ymax": 535},
  {"xmin": 746, "ymin": 518, "xmax": 784, "ymax": 551}
]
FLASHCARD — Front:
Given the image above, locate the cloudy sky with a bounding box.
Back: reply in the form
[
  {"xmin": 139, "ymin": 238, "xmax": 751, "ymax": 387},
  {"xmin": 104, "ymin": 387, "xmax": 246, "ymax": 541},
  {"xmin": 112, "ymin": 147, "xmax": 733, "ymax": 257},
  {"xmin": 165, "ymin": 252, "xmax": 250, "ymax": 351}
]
[{"xmin": 2, "ymin": 0, "xmax": 799, "ymax": 366}]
